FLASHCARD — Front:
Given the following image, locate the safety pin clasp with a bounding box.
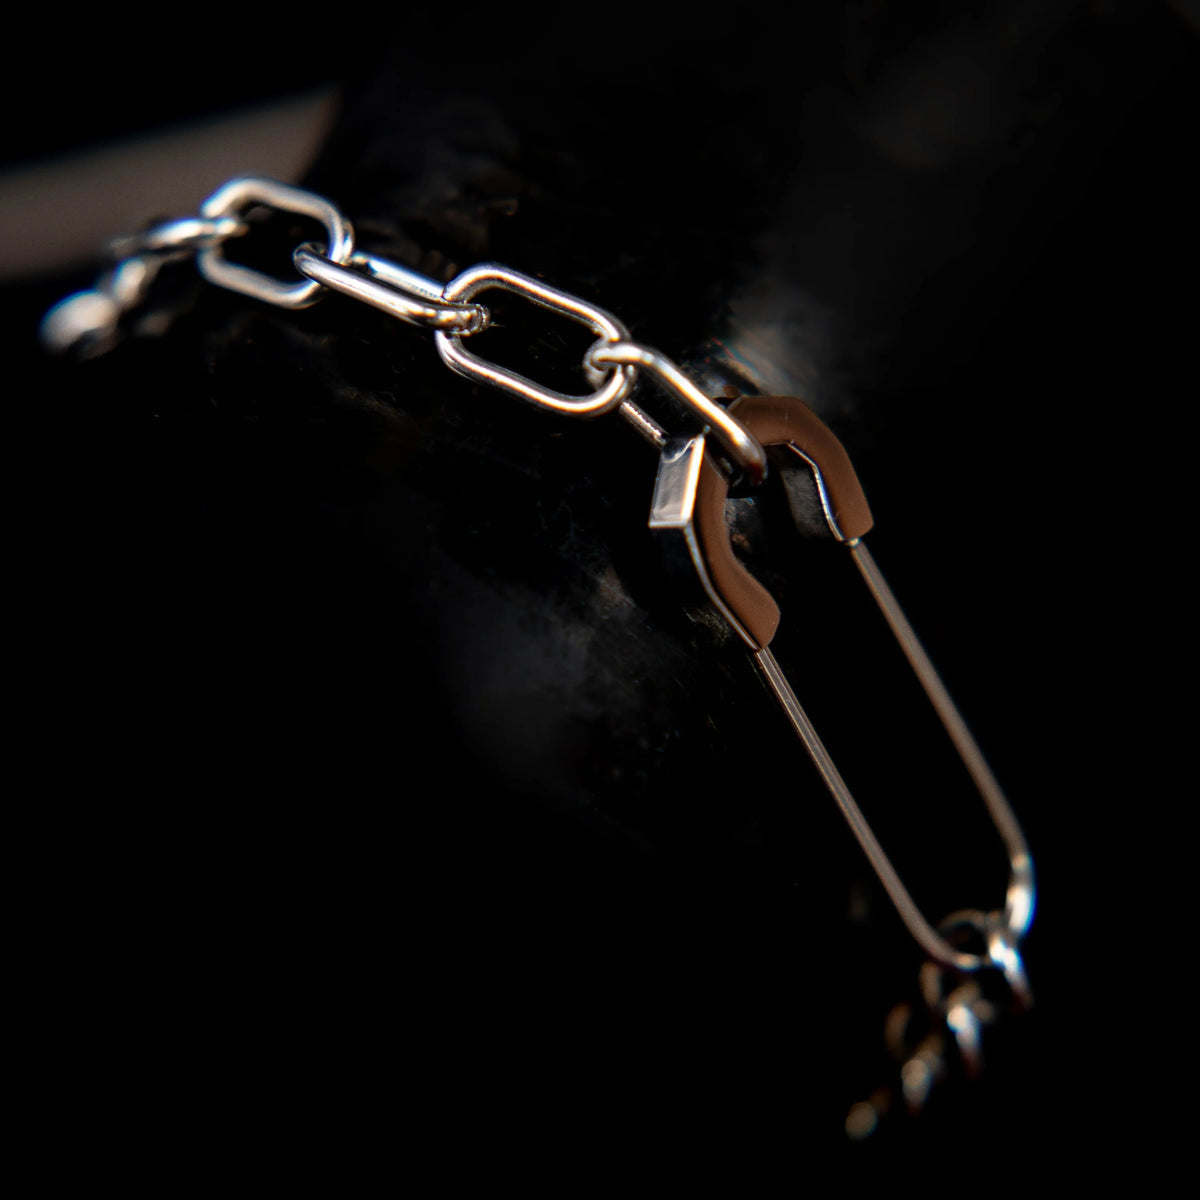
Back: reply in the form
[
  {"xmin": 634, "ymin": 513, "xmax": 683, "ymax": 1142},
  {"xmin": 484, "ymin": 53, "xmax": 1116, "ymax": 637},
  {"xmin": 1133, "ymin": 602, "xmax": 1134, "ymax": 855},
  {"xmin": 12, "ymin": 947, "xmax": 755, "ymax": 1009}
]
[
  {"xmin": 649, "ymin": 394, "xmax": 1035, "ymax": 974},
  {"xmin": 650, "ymin": 395, "xmax": 874, "ymax": 650}
]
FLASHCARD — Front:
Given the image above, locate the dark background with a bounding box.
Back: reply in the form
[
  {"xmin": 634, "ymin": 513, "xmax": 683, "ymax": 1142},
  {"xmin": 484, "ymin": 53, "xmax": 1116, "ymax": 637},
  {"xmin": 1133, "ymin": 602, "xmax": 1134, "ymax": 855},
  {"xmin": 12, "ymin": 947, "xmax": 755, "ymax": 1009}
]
[{"xmin": 6, "ymin": 0, "xmax": 1192, "ymax": 1181}]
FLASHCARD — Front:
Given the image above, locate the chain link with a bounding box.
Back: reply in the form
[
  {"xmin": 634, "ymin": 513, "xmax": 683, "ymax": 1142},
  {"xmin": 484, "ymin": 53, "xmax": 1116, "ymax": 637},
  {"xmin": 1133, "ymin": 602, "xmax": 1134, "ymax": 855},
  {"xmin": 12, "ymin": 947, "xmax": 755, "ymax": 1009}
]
[
  {"xmin": 196, "ymin": 176, "xmax": 355, "ymax": 309},
  {"xmin": 107, "ymin": 215, "xmax": 249, "ymax": 260},
  {"xmin": 434, "ymin": 260, "xmax": 638, "ymax": 417},
  {"xmin": 293, "ymin": 245, "xmax": 489, "ymax": 333}
]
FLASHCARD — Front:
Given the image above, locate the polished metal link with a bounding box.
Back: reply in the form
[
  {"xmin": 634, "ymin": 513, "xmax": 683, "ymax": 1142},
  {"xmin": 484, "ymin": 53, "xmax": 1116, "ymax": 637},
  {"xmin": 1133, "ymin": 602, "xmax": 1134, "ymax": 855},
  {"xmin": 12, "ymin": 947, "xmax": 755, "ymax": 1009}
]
[
  {"xmin": 294, "ymin": 245, "xmax": 489, "ymax": 333},
  {"xmin": 198, "ymin": 177, "xmax": 355, "ymax": 309},
  {"xmin": 108, "ymin": 215, "xmax": 249, "ymax": 261},
  {"xmin": 435, "ymin": 262, "xmax": 637, "ymax": 417}
]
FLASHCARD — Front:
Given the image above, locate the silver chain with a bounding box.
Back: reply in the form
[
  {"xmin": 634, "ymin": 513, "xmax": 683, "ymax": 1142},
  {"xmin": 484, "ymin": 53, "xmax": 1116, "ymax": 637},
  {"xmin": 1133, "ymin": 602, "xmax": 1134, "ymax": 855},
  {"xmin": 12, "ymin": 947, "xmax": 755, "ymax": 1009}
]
[{"xmin": 41, "ymin": 175, "xmax": 768, "ymax": 485}]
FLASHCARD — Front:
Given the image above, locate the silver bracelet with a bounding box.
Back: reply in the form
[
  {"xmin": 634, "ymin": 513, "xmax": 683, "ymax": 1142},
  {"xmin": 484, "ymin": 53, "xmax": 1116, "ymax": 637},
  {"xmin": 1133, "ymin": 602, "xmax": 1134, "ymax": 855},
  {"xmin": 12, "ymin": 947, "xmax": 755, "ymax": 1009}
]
[{"xmin": 44, "ymin": 174, "xmax": 1036, "ymax": 1136}]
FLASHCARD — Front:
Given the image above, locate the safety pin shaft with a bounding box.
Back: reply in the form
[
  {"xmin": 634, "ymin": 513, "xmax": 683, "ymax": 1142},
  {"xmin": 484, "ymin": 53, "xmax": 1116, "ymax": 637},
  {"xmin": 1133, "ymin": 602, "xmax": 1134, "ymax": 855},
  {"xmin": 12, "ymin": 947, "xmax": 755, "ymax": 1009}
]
[
  {"xmin": 755, "ymin": 640, "xmax": 1030, "ymax": 972},
  {"xmin": 848, "ymin": 541, "xmax": 1034, "ymax": 943}
]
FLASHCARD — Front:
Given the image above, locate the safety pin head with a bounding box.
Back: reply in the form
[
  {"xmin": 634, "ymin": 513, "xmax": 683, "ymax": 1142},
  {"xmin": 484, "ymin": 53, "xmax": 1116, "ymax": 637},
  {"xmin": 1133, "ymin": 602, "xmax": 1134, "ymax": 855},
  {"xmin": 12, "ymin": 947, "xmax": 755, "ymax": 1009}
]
[{"xmin": 649, "ymin": 395, "xmax": 873, "ymax": 650}]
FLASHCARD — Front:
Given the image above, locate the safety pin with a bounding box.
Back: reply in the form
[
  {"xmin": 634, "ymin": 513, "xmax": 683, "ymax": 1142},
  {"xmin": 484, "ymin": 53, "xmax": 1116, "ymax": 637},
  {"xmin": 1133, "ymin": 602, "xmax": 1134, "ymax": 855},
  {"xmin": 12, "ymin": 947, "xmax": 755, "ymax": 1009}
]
[{"xmin": 650, "ymin": 395, "xmax": 1035, "ymax": 973}]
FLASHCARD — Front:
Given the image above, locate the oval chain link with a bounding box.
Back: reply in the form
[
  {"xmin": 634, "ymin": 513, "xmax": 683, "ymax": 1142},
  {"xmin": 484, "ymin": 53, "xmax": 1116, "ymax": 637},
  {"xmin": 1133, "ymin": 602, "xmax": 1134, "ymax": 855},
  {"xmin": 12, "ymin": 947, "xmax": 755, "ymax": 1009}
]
[{"xmin": 197, "ymin": 176, "xmax": 355, "ymax": 309}]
